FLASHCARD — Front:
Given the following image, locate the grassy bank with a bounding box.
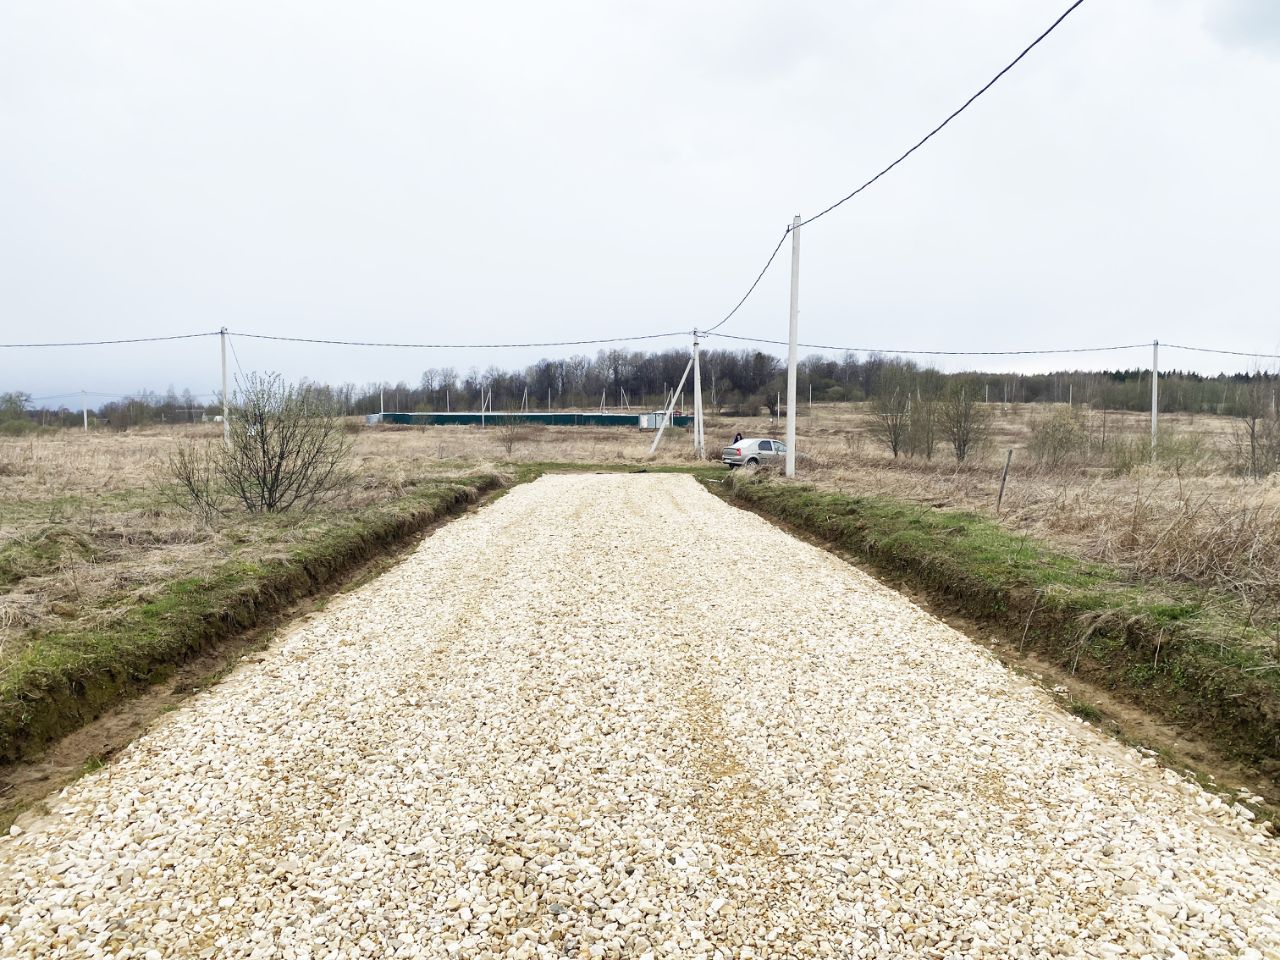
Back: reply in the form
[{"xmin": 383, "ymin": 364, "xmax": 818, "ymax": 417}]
[
  {"xmin": 0, "ymin": 474, "xmax": 503, "ymax": 762},
  {"xmin": 716, "ymin": 473, "xmax": 1280, "ymax": 774}
]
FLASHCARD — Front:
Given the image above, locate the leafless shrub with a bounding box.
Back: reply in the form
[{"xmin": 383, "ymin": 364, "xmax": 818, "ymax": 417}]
[
  {"xmin": 1028, "ymin": 408, "xmax": 1086, "ymax": 470},
  {"xmin": 496, "ymin": 418, "xmax": 529, "ymax": 456},
  {"xmin": 938, "ymin": 380, "xmax": 990, "ymax": 463},
  {"xmin": 222, "ymin": 373, "xmax": 354, "ymax": 513},
  {"xmin": 164, "ymin": 441, "xmax": 225, "ymax": 523},
  {"xmin": 1107, "ymin": 432, "xmax": 1214, "ymax": 477},
  {"xmin": 869, "ymin": 389, "xmax": 909, "ymax": 458},
  {"xmin": 905, "ymin": 391, "xmax": 939, "ymax": 461},
  {"xmin": 1232, "ymin": 379, "xmax": 1280, "ymax": 479},
  {"xmin": 1106, "ymin": 435, "xmax": 1148, "ymax": 476},
  {"xmin": 167, "ymin": 373, "xmax": 354, "ymax": 515}
]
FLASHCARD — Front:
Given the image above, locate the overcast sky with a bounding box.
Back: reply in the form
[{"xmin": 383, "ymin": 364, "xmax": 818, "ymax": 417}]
[{"xmin": 2, "ymin": 0, "xmax": 1278, "ymax": 402}]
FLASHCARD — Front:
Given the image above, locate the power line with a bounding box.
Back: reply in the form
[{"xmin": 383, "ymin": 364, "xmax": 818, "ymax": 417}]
[
  {"xmin": 798, "ymin": 0, "xmax": 1086, "ymax": 230},
  {"xmin": 703, "ymin": 331, "xmax": 1147, "ymax": 356},
  {"xmin": 1163, "ymin": 343, "xmax": 1280, "ymax": 362},
  {"xmin": 0, "ymin": 329, "xmax": 692, "ymax": 350},
  {"xmin": 0, "ymin": 332, "xmax": 219, "ymax": 348},
  {"xmin": 227, "ymin": 334, "xmax": 247, "ymax": 381},
  {"xmin": 228, "ymin": 330, "xmax": 691, "ymax": 349},
  {"xmin": 703, "ymin": 228, "xmax": 791, "ymax": 335},
  {"xmin": 706, "ymin": 0, "xmax": 1087, "ymax": 333},
  {"xmin": 27, "ymin": 391, "xmax": 219, "ymax": 403}
]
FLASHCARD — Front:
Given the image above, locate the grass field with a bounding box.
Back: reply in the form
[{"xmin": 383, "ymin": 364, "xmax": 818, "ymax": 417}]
[
  {"xmin": 4, "ymin": 404, "xmax": 1277, "ymax": 660},
  {"xmin": 1, "ymin": 403, "xmax": 1278, "ymax": 775}
]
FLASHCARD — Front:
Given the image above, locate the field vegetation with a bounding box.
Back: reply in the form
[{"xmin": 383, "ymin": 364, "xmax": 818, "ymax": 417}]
[{"xmin": 2, "ymin": 393, "xmax": 1279, "ymax": 787}]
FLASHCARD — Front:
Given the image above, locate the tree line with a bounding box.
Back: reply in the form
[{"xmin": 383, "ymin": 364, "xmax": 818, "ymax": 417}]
[{"xmin": 3, "ymin": 348, "xmax": 1276, "ymax": 434}]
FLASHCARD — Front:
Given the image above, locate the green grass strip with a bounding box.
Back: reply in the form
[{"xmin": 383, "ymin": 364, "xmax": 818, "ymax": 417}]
[
  {"xmin": 0, "ymin": 475, "xmax": 504, "ymax": 762},
  {"xmin": 717, "ymin": 474, "xmax": 1280, "ymax": 769}
]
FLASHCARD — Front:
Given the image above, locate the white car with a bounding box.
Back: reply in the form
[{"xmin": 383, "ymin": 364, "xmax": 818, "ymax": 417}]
[{"xmin": 722, "ymin": 438, "xmax": 786, "ymax": 467}]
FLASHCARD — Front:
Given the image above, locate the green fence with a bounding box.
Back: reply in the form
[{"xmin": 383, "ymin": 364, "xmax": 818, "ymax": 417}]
[{"xmin": 370, "ymin": 412, "xmax": 693, "ymax": 428}]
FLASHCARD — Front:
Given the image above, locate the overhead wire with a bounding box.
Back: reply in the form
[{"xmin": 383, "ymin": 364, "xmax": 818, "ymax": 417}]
[
  {"xmin": 0, "ymin": 329, "xmax": 689, "ymax": 350},
  {"xmin": 705, "ymin": 0, "xmax": 1088, "ymax": 334},
  {"xmin": 702, "ymin": 228, "xmax": 791, "ymax": 335},
  {"xmin": 227, "ymin": 333, "xmax": 247, "ymax": 381},
  {"xmin": 228, "ymin": 330, "xmax": 691, "ymax": 349},
  {"xmin": 0, "ymin": 332, "xmax": 219, "ymax": 348},
  {"xmin": 703, "ymin": 331, "xmax": 1147, "ymax": 356},
  {"xmin": 1163, "ymin": 343, "xmax": 1280, "ymax": 362},
  {"xmin": 797, "ymin": 0, "xmax": 1087, "ymax": 231}
]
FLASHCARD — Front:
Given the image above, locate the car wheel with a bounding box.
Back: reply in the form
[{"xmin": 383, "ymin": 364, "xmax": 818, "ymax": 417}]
[{"xmin": 746, "ymin": 457, "xmax": 759, "ymax": 466}]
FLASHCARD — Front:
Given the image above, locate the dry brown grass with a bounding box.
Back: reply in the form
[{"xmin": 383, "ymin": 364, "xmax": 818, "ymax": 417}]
[
  {"xmin": 3, "ymin": 404, "xmax": 1277, "ymax": 671},
  {"xmin": 762, "ymin": 404, "xmax": 1280, "ymax": 629}
]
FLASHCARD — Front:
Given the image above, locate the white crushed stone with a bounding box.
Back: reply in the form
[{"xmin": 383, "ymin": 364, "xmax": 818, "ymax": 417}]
[{"xmin": 1, "ymin": 473, "xmax": 1278, "ymax": 959}]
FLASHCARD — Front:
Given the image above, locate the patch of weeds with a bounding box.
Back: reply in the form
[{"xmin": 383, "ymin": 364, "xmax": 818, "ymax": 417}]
[{"xmin": 1067, "ymin": 699, "xmax": 1103, "ymax": 723}]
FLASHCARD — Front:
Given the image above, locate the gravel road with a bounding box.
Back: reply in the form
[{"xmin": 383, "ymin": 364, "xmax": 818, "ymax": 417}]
[{"xmin": 3, "ymin": 473, "xmax": 1278, "ymax": 959}]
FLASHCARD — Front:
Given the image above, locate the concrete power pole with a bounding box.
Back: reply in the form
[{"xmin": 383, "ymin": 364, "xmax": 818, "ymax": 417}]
[
  {"xmin": 784, "ymin": 214, "xmax": 801, "ymax": 478},
  {"xmin": 1151, "ymin": 339, "xmax": 1159, "ymax": 462},
  {"xmin": 649, "ymin": 357, "xmax": 693, "ymax": 456},
  {"xmin": 692, "ymin": 333, "xmax": 705, "ymax": 458},
  {"xmin": 220, "ymin": 327, "xmax": 230, "ymax": 447},
  {"xmin": 82, "ymin": 390, "xmax": 88, "ymax": 433}
]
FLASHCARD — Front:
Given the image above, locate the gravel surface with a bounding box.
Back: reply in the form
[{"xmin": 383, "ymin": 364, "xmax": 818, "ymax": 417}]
[{"xmin": 3, "ymin": 473, "xmax": 1278, "ymax": 959}]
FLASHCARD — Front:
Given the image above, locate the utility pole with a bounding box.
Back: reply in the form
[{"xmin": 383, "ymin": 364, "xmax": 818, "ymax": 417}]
[
  {"xmin": 649, "ymin": 357, "xmax": 693, "ymax": 455},
  {"xmin": 1151, "ymin": 339, "xmax": 1159, "ymax": 462},
  {"xmin": 82, "ymin": 390, "xmax": 88, "ymax": 433},
  {"xmin": 785, "ymin": 214, "xmax": 801, "ymax": 478},
  {"xmin": 220, "ymin": 327, "xmax": 230, "ymax": 447},
  {"xmin": 380, "ymin": 387, "xmax": 385, "ymax": 417},
  {"xmin": 692, "ymin": 332, "xmax": 705, "ymax": 458}
]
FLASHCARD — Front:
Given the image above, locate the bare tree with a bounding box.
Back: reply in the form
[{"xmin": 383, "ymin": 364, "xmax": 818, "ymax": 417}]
[
  {"xmin": 905, "ymin": 376, "xmax": 942, "ymax": 460},
  {"xmin": 1233, "ymin": 379, "xmax": 1280, "ymax": 478},
  {"xmin": 496, "ymin": 417, "xmax": 529, "ymax": 456},
  {"xmin": 870, "ymin": 388, "xmax": 910, "ymax": 458},
  {"xmin": 938, "ymin": 380, "xmax": 990, "ymax": 463}
]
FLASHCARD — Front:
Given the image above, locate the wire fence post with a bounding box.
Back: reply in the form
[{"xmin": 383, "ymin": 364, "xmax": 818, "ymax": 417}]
[{"xmin": 996, "ymin": 449, "xmax": 1013, "ymax": 514}]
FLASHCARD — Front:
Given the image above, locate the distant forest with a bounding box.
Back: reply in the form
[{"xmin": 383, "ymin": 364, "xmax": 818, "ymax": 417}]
[{"xmin": 4, "ymin": 348, "xmax": 1277, "ymax": 431}]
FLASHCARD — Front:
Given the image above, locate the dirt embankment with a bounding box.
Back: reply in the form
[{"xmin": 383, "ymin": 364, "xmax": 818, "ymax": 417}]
[
  {"xmin": 715, "ymin": 474, "xmax": 1280, "ymax": 803},
  {"xmin": 0, "ymin": 474, "xmax": 505, "ymax": 766}
]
